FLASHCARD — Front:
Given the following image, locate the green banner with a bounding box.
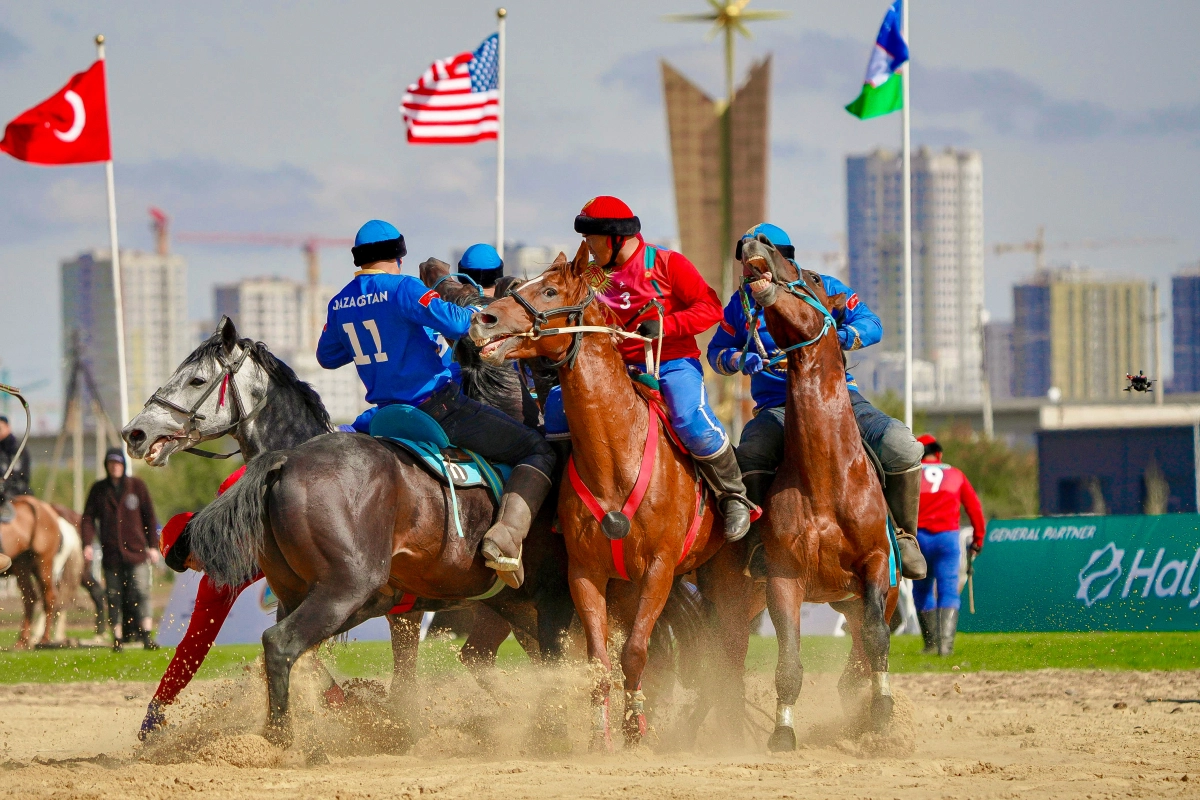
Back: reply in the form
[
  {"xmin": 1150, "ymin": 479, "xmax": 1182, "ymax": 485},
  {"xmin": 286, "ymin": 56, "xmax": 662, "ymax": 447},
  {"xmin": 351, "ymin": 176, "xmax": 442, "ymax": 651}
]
[{"xmin": 959, "ymin": 515, "xmax": 1200, "ymax": 632}]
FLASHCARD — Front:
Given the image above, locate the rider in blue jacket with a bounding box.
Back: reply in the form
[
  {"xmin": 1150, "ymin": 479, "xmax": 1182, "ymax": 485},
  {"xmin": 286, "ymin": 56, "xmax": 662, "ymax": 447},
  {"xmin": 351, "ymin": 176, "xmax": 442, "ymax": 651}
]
[
  {"xmin": 317, "ymin": 220, "xmax": 555, "ymax": 589},
  {"xmin": 707, "ymin": 223, "xmax": 927, "ymax": 580}
]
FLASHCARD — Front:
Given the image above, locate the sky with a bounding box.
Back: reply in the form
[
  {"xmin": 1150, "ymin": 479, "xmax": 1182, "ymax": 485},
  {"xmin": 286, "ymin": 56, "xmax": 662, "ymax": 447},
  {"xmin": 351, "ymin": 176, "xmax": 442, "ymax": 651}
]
[{"xmin": 1, "ymin": 0, "xmax": 1198, "ymax": 413}]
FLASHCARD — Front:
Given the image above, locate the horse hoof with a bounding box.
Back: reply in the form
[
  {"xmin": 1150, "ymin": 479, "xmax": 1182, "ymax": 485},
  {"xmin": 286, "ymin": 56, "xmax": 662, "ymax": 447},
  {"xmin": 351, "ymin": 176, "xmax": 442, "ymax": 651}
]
[
  {"xmin": 263, "ymin": 723, "xmax": 292, "ymax": 750},
  {"xmin": 767, "ymin": 725, "xmax": 796, "ymax": 752},
  {"xmin": 871, "ymin": 694, "xmax": 895, "ymax": 731},
  {"xmin": 589, "ymin": 730, "xmax": 614, "ymax": 754}
]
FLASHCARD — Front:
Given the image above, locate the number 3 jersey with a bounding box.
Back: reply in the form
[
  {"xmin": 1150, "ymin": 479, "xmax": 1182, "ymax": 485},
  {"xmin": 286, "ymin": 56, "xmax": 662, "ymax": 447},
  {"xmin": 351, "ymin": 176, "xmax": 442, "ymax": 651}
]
[
  {"xmin": 316, "ymin": 270, "xmax": 477, "ymax": 406},
  {"xmin": 594, "ymin": 236, "xmax": 723, "ymax": 365},
  {"xmin": 917, "ymin": 460, "xmax": 987, "ymax": 537}
]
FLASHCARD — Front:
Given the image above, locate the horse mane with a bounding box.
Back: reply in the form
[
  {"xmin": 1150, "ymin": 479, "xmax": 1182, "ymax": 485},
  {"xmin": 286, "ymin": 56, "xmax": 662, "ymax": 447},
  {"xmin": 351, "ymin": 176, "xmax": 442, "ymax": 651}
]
[
  {"xmin": 441, "ymin": 286, "xmax": 529, "ymax": 419},
  {"xmin": 184, "ymin": 333, "xmax": 332, "ymax": 433}
]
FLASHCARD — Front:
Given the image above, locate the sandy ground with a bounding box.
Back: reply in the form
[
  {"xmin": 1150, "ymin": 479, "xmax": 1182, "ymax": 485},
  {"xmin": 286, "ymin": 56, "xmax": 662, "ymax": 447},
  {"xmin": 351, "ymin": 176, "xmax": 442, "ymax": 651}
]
[{"xmin": 0, "ymin": 660, "xmax": 1197, "ymax": 799}]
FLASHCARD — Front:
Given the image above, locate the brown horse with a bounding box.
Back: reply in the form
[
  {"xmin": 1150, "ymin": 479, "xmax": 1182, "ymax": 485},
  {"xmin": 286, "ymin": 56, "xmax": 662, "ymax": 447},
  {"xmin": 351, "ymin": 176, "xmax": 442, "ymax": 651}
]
[
  {"xmin": 0, "ymin": 495, "xmax": 62, "ymax": 648},
  {"xmin": 470, "ymin": 244, "xmax": 756, "ymax": 749},
  {"xmin": 739, "ymin": 235, "xmax": 900, "ymax": 750}
]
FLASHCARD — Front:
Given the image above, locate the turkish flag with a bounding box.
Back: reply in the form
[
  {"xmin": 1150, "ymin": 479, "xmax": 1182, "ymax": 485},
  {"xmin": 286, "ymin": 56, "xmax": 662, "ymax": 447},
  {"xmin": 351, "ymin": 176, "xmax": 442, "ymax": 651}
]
[{"xmin": 0, "ymin": 60, "xmax": 111, "ymax": 165}]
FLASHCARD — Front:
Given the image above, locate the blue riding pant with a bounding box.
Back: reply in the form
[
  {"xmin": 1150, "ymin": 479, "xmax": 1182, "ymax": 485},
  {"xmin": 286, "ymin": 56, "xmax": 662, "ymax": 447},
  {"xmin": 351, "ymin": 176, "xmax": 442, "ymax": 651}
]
[
  {"xmin": 912, "ymin": 529, "xmax": 961, "ymax": 611},
  {"xmin": 542, "ymin": 357, "xmax": 729, "ymax": 457}
]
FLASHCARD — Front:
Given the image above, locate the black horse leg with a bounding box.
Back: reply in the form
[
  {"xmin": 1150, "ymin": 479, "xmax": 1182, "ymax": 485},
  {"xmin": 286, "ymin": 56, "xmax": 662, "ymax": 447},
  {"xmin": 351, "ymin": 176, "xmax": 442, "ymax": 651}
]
[
  {"xmin": 261, "ymin": 582, "xmax": 377, "ymax": 748},
  {"xmin": 766, "ymin": 575, "xmax": 804, "ymax": 752},
  {"xmin": 860, "ymin": 570, "xmax": 894, "ymax": 731},
  {"xmin": 534, "ymin": 590, "xmax": 575, "ymax": 662}
]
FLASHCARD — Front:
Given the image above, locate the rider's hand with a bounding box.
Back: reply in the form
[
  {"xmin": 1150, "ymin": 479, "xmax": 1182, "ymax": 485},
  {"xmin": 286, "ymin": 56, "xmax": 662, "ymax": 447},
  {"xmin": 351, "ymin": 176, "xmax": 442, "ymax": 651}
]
[
  {"xmin": 739, "ymin": 353, "xmax": 764, "ymax": 375},
  {"xmin": 636, "ymin": 318, "xmax": 662, "ymax": 339},
  {"xmin": 968, "ymin": 542, "xmax": 982, "ymax": 557},
  {"xmin": 138, "ymin": 699, "xmax": 166, "ymax": 741},
  {"xmin": 83, "ymin": 545, "xmax": 94, "ymax": 561},
  {"xmin": 148, "ymin": 548, "xmax": 161, "ymax": 566},
  {"xmin": 419, "ymin": 257, "xmax": 453, "ymax": 288}
]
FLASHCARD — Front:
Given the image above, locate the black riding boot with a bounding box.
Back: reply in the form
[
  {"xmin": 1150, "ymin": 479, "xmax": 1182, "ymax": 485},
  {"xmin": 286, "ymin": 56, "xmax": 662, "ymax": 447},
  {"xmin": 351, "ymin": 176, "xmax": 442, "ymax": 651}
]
[
  {"xmin": 918, "ymin": 610, "xmax": 938, "ymax": 654},
  {"xmin": 883, "ymin": 466, "xmax": 928, "ymax": 580},
  {"xmin": 482, "ymin": 465, "xmax": 553, "ymax": 590},
  {"xmin": 938, "ymin": 608, "xmax": 959, "ymax": 657},
  {"xmin": 695, "ymin": 443, "xmax": 754, "ymax": 542},
  {"xmin": 741, "ymin": 471, "xmax": 773, "ymax": 579}
]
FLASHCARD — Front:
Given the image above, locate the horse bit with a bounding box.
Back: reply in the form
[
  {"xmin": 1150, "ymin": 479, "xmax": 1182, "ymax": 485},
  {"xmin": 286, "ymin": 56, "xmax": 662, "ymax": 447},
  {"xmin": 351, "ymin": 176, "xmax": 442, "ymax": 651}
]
[{"xmin": 144, "ymin": 339, "xmax": 272, "ymax": 459}]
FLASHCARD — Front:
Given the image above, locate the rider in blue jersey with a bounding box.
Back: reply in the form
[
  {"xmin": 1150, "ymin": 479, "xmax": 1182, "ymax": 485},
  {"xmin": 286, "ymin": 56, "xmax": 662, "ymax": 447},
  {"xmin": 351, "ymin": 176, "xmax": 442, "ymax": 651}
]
[
  {"xmin": 317, "ymin": 220, "xmax": 555, "ymax": 588},
  {"xmin": 707, "ymin": 223, "xmax": 927, "ymax": 580}
]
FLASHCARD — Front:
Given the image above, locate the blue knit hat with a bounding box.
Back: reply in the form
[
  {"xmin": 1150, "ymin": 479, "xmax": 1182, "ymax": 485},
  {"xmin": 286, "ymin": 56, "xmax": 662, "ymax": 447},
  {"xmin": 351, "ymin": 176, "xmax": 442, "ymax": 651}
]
[
  {"xmin": 457, "ymin": 243, "xmax": 504, "ymax": 288},
  {"xmin": 352, "ymin": 220, "xmax": 407, "ymax": 266},
  {"xmin": 736, "ymin": 222, "xmax": 795, "ymax": 260}
]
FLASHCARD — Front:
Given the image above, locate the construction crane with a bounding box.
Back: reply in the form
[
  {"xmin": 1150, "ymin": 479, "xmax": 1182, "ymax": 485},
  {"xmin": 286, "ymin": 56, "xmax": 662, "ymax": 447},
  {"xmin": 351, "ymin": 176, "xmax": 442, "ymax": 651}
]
[
  {"xmin": 150, "ymin": 209, "xmax": 353, "ymax": 345},
  {"xmin": 992, "ymin": 225, "xmax": 1175, "ymax": 272}
]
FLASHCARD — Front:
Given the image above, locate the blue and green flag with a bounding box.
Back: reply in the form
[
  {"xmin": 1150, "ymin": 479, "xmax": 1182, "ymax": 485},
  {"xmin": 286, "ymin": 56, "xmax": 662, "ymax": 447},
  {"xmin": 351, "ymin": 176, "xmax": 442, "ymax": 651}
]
[{"xmin": 845, "ymin": 0, "xmax": 908, "ymax": 120}]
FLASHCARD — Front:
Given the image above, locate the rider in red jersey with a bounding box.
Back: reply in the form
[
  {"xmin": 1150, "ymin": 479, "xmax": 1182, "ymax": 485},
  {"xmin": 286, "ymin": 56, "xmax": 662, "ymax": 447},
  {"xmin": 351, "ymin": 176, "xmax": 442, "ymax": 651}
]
[{"xmin": 915, "ymin": 434, "xmax": 986, "ymax": 657}]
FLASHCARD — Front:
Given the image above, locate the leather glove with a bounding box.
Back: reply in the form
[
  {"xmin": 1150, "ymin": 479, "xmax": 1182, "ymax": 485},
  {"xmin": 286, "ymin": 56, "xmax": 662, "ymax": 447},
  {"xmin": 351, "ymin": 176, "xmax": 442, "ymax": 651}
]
[
  {"xmin": 739, "ymin": 352, "xmax": 764, "ymax": 375},
  {"xmin": 636, "ymin": 318, "xmax": 662, "ymax": 339},
  {"xmin": 418, "ymin": 257, "xmax": 453, "ymax": 289},
  {"xmin": 138, "ymin": 698, "xmax": 166, "ymax": 741}
]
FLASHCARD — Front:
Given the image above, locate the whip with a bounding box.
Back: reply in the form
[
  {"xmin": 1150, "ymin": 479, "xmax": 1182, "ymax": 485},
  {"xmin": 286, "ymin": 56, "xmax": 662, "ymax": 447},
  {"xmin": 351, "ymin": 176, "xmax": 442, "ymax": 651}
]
[
  {"xmin": 966, "ymin": 550, "xmax": 976, "ymax": 614},
  {"xmin": 0, "ymin": 383, "xmax": 31, "ymax": 484}
]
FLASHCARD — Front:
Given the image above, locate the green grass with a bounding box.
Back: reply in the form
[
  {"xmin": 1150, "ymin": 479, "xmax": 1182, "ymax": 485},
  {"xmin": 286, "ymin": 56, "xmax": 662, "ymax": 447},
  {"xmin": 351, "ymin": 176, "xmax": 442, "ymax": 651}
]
[{"xmin": 0, "ymin": 632, "xmax": 1195, "ymax": 684}]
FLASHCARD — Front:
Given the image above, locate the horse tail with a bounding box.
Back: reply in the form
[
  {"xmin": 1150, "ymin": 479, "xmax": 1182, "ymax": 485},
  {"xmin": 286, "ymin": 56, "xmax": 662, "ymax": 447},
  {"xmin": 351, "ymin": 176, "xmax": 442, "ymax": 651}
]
[{"xmin": 189, "ymin": 451, "xmax": 288, "ymax": 588}]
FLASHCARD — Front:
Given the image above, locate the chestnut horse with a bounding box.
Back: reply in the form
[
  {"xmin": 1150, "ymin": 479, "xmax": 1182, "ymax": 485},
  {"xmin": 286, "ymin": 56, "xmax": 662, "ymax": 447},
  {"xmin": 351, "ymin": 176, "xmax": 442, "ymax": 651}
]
[
  {"xmin": 0, "ymin": 491, "xmax": 62, "ymax": 648},
  {"xmin": 471, "ymin": 244, "xmax": 758, "ymax": 749},
  {"xmin": 739, "ymin": 235, "xmax": 900, "ymax": 751}
]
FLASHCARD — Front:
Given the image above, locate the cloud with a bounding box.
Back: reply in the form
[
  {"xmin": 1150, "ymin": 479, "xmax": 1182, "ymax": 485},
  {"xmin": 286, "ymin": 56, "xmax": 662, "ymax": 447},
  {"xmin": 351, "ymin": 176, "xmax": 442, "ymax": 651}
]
[
  {"xmin": 0, "ymin": 25, "xmax": 26, "ymax": 67},
  {"xmin": 609, "ymin": 29, "xmax": 1200, "ymax": 144}
]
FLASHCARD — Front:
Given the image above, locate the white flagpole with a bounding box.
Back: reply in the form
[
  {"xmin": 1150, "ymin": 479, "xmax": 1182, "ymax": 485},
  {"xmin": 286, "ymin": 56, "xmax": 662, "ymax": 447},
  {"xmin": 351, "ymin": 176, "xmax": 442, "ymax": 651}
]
[
  {"xmin": 495, "ymin": 8, "xmax": 506, "ymax": 256},
  {"xmin": 901, "ymin": 2, "xmax": 913, "ymax": 430},
  {"xmin": 95, "ymin": 34, "xmax": 132, "ymax": 472}
]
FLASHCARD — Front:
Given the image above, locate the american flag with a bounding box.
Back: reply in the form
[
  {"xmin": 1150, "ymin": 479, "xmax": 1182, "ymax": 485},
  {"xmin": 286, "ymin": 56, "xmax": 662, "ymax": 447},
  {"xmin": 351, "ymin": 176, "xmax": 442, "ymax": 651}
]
[{"xmin": 401, "ymin": 34, "xmax": 499, "ymax": 144}]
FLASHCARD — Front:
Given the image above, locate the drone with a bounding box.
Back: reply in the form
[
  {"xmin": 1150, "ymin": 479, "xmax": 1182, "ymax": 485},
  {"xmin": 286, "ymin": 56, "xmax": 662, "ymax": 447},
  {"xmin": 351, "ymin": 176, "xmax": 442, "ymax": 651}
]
[{"xmin": 1125, "ymin": 371, "xmax": 1155, "ymax": 393}]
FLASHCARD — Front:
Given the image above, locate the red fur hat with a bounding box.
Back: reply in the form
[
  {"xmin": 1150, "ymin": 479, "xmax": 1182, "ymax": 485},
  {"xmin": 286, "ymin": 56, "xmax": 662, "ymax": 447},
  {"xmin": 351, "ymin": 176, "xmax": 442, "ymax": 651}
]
[{"xmin": 575, "ymin": 196, "xmax": 641, "ymax": 237}]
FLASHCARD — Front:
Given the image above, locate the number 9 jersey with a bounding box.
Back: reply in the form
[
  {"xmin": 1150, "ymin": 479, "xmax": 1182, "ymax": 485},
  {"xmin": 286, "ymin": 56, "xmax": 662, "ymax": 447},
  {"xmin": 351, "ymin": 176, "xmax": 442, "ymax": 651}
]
[
  {"xmin": 917, "ymin": 459, "xmax": 987, "ymax": 544},
  {"xmin": 316, "ymin": 269, "xmax": 479, "ymax": 406}
]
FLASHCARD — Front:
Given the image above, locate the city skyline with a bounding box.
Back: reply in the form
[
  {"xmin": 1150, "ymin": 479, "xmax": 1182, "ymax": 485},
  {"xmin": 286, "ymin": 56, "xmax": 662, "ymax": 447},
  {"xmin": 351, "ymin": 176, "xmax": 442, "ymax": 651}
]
[{"xmin": 1, "ymin": 1, "xmax": 1198, "ymax": 408}]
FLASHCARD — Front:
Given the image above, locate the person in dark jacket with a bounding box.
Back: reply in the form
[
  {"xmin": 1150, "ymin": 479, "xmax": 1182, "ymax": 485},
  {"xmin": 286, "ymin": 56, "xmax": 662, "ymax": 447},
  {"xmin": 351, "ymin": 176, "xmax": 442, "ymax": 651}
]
[
  {"xmin": 80, "ymin": 447, "xmax": 161, "ymax": 651},
  {"xmin": 0, "ymin": 414, "xmax": 31, "ymax": 525}
]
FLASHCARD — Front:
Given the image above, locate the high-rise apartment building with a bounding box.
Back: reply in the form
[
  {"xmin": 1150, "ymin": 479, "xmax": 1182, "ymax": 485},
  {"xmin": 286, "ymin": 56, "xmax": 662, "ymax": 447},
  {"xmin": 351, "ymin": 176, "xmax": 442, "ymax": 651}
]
[
  {"xmin": 61, "ymin": 249, "xmax": 189, "ymax": 425},
  {"xmin": 213, "ymin": 277, "xmax": 367, "ymax": 423},
  {"xmin": 1171, "ymin": 268, "xmax": 1200, "ymax": 393},
  {"xmin": 983, "ymin": 320, "xmax": 1014, "ymax": 400},
  {"xmin": 847, "ymin": 147, "xmax": 984, "ymax": 404},
  {"xmin": 1012, "ymin": 267, "xmax": 1146, "ymax": 400}
]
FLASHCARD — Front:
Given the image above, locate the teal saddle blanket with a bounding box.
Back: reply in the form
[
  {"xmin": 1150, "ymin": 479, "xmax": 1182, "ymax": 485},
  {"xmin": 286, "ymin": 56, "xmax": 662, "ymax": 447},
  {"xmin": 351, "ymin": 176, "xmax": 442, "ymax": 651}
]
[{"xmin": 368, "ymin": 404, "xmax": 512, "ymax": 506}]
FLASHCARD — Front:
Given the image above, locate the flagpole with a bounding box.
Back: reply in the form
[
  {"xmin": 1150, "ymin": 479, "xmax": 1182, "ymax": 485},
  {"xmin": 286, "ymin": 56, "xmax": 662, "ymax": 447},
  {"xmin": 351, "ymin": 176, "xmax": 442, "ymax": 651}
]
[
  {"xmin": 900, "ymin": 1, "xmax": 913, "ymax": 431},
  {"xmin": 495, "ymin": 8, "xmax": 506, "ymax": 257},
  {"xmin": 95, "ymin": 34, "xmax": 131, "ymax": 471}
]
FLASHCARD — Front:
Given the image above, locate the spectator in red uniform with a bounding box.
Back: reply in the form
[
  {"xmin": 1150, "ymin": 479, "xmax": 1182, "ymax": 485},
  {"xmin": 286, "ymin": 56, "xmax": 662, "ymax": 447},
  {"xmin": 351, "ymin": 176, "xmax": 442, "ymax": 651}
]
[
  {"xmin": 914, "ymin": 434, "xmax": 986, "ymax": 657},
  {"xmin": 138, "ymin": 465, "xmax": 345, "ymax": 740}
]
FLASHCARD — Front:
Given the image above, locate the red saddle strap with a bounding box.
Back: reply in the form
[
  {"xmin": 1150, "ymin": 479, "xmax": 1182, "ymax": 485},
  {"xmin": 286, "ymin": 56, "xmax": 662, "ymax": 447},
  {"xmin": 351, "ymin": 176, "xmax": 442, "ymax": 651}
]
[
  {"xmin": 568, "ymin": 402, "xmax": 703, "ymax": 580},
  {"xmin": 389, "ymin": 593, "xmax": 418, "ymax": 615}
]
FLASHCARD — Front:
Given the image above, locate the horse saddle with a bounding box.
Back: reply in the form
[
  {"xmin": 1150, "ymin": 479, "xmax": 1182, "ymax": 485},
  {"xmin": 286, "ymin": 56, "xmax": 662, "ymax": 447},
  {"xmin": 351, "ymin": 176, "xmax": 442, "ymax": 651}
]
[{"xmin": 368, "ymin": 404, "xmax": 511, "ymax": 504}]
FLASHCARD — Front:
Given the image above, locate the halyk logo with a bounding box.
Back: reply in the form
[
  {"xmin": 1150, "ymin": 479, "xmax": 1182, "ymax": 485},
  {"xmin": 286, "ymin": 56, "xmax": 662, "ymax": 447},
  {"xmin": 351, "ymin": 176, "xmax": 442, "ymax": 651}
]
[
  {"xmin": 1076, "ymin": 541, "xmax": 1200, "ymax": 609},
  {"xmin": 1077, "ymin": 542, "xmax": 1124, "ymax": 607}
]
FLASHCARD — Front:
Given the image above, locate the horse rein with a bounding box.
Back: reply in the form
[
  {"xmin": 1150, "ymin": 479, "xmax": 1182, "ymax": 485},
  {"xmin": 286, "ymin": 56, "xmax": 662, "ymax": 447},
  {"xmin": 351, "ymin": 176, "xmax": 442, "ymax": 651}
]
[
  {"xmin": 740, "ymin": 259, "xmax": 838, "ymax": 369},
  {"xmin": 143, "ymin": 339, "xmax": 272, "ymax": 460},
  {"xmin": 504, "ymin": 287, "xmax": 660, "ymax": 373}
]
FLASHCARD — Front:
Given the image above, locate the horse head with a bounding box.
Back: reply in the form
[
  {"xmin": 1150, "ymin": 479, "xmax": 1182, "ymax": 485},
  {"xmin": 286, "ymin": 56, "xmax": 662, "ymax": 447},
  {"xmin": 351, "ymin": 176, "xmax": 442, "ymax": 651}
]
[
  {"xmin": 740, "ymin": 234, "xmax": 846, "ymax": 358},
  {"xmin": 468, "ymin": 242, "xmax": 607, "ymax": 366},
  {"xmin": 122, "ymin": 316, "xmax": 274, "ymax": 466}
]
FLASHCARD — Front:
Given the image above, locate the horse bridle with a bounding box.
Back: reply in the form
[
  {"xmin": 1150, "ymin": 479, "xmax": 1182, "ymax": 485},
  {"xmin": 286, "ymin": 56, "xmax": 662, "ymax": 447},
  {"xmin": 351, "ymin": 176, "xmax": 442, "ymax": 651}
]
[
  {"xmin": 740, "ymin": 256, "xmax": 837, "ymax": 369},
  {"xmin": 144, "ymin": 339, "xmax": 272, "ymax": 459}
]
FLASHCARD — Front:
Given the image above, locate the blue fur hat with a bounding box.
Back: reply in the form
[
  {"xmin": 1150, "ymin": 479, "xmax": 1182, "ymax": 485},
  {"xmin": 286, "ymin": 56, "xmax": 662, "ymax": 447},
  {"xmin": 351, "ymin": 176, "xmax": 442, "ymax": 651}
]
[
  {"xmin": 352, "ymin": 220, "xmax": 407, "ymax": 266},
  {"xmin": 736, "ymin": 222, "xmax": 795, "ymax": 260}
]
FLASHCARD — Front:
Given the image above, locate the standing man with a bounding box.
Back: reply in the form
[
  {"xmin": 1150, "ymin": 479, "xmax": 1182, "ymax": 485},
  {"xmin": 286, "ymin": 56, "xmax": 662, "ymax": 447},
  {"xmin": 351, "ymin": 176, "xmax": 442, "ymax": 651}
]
[
  {"xmin": 80, "ymin": 447, "xmax": 161, "ymax": 651},
  {"xmin": 0, "ymin": 414, "xmax": 31, "ymax": 525},
  {"xmin": 914, "ymin": 434, "xmax": 986, "ymax": 656}
]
